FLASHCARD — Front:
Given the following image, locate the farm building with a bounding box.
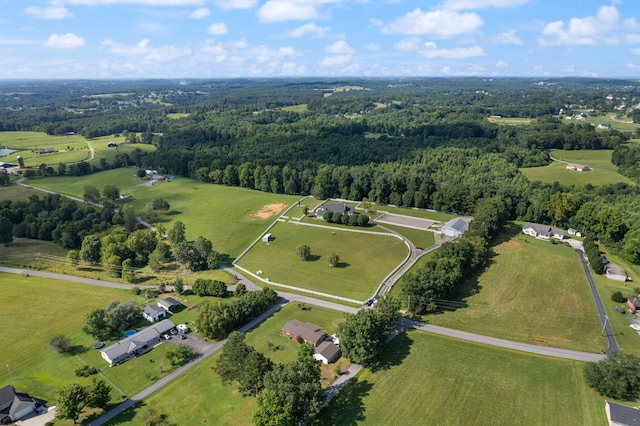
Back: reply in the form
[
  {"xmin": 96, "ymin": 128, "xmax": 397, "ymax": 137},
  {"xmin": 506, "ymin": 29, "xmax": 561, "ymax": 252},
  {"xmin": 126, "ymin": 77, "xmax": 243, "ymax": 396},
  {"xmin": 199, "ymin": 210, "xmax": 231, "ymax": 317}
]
[
  {"xmin": 33, "ymin": 148, "xmax": 55, "ymax": 155},
  {"xmin": 157, "ymin": 297, "xmax": 181, "ymax": 313},
  {"xmin": 313, "ymin": 341, "xmax": 341, "ymax": 364},
  {"xmin": 566, "ymin": 163, "xmax": 591, "ymax": 172},
  {"xmin": 316, "ymin": 203, "xmax": 354, "ymax": 219},
  {"xmin": 282, "ymin": 320, "xmax": 327, "ymax": 347},
  {"xmin": 101, "ymin": 319, "xmax": 175, "ymax": 366},
  {"xmin": 142, "ymin": 305, "xmax": 167, "ymax": 323},
  {"xmin": 598, "ymin": 123, "xmax": 612, "ymax": 129},
  {"xmin": 522, "ymin": 223, "xmax": 565, "ymax": 240},
  {"xmin": 606, "ymin": 263, "xmax": 629, "ymax": 282},
  {"xmin": 605, "ymin": 400, "xmax": 640, "ymax": 426},
  {"xmin": 0, "ymin": 386, "xmax": 38, "ymax": 424},
  {"xmin": 441, "ymin": 218, "xmax": 470, "ymax": 238}
]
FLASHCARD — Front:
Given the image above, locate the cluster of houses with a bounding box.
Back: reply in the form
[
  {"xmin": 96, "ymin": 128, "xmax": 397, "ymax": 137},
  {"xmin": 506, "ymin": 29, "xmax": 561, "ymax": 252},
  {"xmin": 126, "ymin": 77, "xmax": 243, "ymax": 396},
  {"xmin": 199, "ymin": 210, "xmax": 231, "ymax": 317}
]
[
  {"xmin": 281, "ymin": 320, "xmax": 342, "ymax": 364},
  {"xmin": 523, "ymin": 222, "xmax": 629, "ymax": 282}
]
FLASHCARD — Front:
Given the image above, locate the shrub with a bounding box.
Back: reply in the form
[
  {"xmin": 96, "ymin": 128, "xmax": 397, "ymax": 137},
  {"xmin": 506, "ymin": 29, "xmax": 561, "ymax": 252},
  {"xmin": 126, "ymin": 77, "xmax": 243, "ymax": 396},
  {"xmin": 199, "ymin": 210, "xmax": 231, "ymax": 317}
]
[
  {"xmin": 612, "ymin": 291, "xmax": 627, "ymax": 303},
  {"xmin": 75, "ymin": 365, "xmax": 98, "ymax": 377}
]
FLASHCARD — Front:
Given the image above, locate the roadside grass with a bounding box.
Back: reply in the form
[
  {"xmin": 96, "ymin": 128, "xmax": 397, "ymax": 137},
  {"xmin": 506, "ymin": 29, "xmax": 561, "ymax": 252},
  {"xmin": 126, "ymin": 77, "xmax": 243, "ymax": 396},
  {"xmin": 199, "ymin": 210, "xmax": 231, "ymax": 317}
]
[
  {"xmin": 0, "ymin": 182, "xmax": 52, "ymax": 201},
  {"xmin": 27, "ymin": 169, "xmax": 300, "ymax": 257},
  {"xmin": 367, "ymin": 204, "xmax": 455, "ymax": 222},
  {"xmin": 236, "ymin": 222, "xmax": 407, "ymax": 301},
  {"xmin": 317, "ymin": 330, "xmax": 606, "ymax": 426},
  {"xmin": 0, "ymin": 273, "xmax": 143, "ymax": 403},
  {"xmin": 424, "ymin": 222, "xmax": 605, "ymax": 353},
  {"xmin": 377, "ymin": 223, "xmax": 436, "ymax": 249},
  {"xmin": 520, "ymin": 149, "xmax": 634, "ymax": 186}
]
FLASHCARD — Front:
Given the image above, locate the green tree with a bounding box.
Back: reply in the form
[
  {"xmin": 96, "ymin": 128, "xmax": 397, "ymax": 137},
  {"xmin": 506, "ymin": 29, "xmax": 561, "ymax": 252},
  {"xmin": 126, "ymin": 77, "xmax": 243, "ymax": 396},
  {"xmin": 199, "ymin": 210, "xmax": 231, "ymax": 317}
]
[
  {"xmin": 168, "ymin": 221, "xmax": 186, "ymax": 245},
  {"xmin": 0, "ymin": 216, "xmax": 13, "ymax": 245},
  {"xmin": 584, "ymin": 351, "xmax": 640, "ymax": 400},
  {"xmin": 82, "ymin": 308, "xmax": 111, "ymax": 339},
  {"xmin": 121, "ymin": 258, "xmax": 136, "ymax": 283},
  {"xmin": 102, "ymin": 185, "xmax": 121, "ymax": 201},
  {"xmin": 106, "ymin": 300, "xmax": 140, "ymax": 332},
  {"xmin": 252, "ymin": 390, "xmax": 296, "ymax": 426},
  {"xmin": 297, "ymin": 244, "xmax": 311, "ymax": 261},
  {"xmin": 87, "ymin": 378, "xmax": 112, "ymax": 411},
  {"xmin": 122, "ymin": 204, "xmax": 137, "ymax": 232},
  {"xmin": 234, "ymin": 283, "xmax": 247, "ymax": 297},
  {"xmin": 173, "ymin": 278, "xmax": 184, "ymax": 295},
  {"xmin": 337, "ymin": 309, "xmax": 388, "ymax": 366},
  {"xmin": 83, "ymin": 185, "xmax": 100, "ymax": 201},
  {"xmin": 50, "ymin": 334, "xmax": 72, "ymax": 353},
  {"xmin": 56, "ymin": 383, "xmax": 88, "ymax": 424},
  {"xmin": 328, "ymin": 253, "xmax": 339, "ymax": 267},
  {"xmin": 67, "ymin": 250, "xmax": 81, "ymax": 267},
  {"xmin": 196, "ymin": 300, "xmax": 231, "ymax": 339},
  {"xmin": 137, "ymin": 169, "xmax": 147, "ymax": 178},
  {"xmin": 165, "ymin": 345, "xmax": 195, "ymax": 366}
]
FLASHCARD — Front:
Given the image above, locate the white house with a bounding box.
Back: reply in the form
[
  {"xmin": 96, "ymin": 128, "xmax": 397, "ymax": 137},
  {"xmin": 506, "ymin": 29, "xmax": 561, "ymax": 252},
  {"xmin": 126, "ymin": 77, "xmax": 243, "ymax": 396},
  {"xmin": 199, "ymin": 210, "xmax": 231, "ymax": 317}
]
[
  {"xmin": 142, "ymin": 305, "xmax": 166, "ymax": 323},
  {"xmin": 522, "ymin": 223, "xmax": 565, "ymax": 240},
  {"xmin": 313, "ymin": 341, "xmax": 342, "ymax": 364},
  {"xmin": 605, "ymin": 263, "xmax": 629, "ymax": 282},
  {"xmin": 566, "ymin": 163, "xmax": 591, "ymax": 172},
  {"xmin": 101, "ymin": 319, "xmax": 175, "ymax": 366},
  {"xmin": 441, "ymin": 218, "xmax": 470, "ymax": 238}
]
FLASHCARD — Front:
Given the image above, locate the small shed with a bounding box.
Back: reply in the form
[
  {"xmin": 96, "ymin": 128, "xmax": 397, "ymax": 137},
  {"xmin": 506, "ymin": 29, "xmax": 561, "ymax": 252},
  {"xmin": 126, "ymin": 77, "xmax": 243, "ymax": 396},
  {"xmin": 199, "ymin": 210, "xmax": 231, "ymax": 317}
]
[
  {"xmin": 262, "ymin": 233, "xmax": 272, "ymax": 243},
  {"xmin": 313, "ymin": 341, "xmax": 341, "ymax": 364},
  {"xmin": 157, "ymin": 297, "xmax": 181, "ymax": 313},
  {"xmin": 142, "ymin": 305, "xmax": 166, "ymax": 323}
]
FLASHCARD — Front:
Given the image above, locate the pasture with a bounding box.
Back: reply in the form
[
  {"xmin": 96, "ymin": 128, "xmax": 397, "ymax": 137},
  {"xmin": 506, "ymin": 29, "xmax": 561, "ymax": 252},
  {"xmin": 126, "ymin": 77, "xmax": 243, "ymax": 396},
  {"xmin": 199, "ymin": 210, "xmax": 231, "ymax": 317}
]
[
  {"xmin": 0, "ymin": 131, "xmax": 89, "ymax": 166},
  {"xmin": 318, "ymin": 330, "xmax": 606, "ymax": 426},
  {"xmin": 281, "ymin": 104, "xmax": 308, "ymax": 113},
  {"xmin": 236, "ymin": 221, "xmax": 407, "ymax": 301},
  {"xmin": 368, "ymin": 204, "xmax": 455, "ymax": 222},
  {"xmin": 520, "ymin": 149, "xmax": 634, "ymax": 186},
  {"xmin": 425, "ymin": 223, "xmax": 605, "ymax": 353},
  {"xmin": 487, "ymin": 117, "xmax": 533, "ymax": 125},
  {"xmin": 26, "ymin": 168, "xmax": 300, "ymax": 257}
]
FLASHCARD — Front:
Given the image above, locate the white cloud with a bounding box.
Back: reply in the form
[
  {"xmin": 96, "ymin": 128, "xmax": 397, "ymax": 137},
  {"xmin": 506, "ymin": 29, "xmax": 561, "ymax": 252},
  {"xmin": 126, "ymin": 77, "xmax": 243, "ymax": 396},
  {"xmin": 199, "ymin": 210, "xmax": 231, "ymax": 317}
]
[
  {"xmin": 365, "ymin": 42, "xmax": 379, "ymax": 51},
  {"xmin": 214, "ymin": 0, "xmax": 258, "ymax": 9},
  {"xmin": 258, "ymin": 0, "xmax": 319, "ymax": 23},
  {"xmin": 420, "ymin": 44, "xmax": 484, "ymax": 59},
  {"xmin": 101, "ymin": 38, "xmax": 150, "ymax": 55},
  {"xmin": 539, "ymin": 6, "xmax": 620, "ymax": 46},
  {"xmin": 623, "ymin": 17, "xmax": 640, "ymax": 32},
  {"xmin": 394, "ymin": 37, "xmax": 422, "ymax": 51},
  {"xmin": 286, "ymin": 23, "xmax": 329, "ymax": 38},
  {"xmin": 190, "ymin": 7, "xmax": 210, "ymax": 19},
  {"xmin": 25, "ymin": 6, "xmax": 73, "ymax": 19},
  {"xmin": 495, "ymin": 60, "xmax": 508, "ymax": 68},
  {"xmin": 44, "ymin": 33, "xmax": 85, "ymax": 48},
  {"xmin": 208, "ymin": 23, "xmax": 229, "ymax": 35},
  {"xmin": 631, "ymin": 48, "xmax": 640, "ymax": 55},
  {"xmin": 280, "ymin": 62, "xmax": 306, "ymax": 75},
  {"xmin": 628, "ymin": 63, "xmax": 640, "ymax": 70},
  {"xmin": 494, "ymin": 30, "xmax": 522, "ymax": 45},
  {"xmin": 61, "ymin": 0, "xmax": 205, "ymax": 5},
  {"xmin": 101, "ymin": 38, "xmax": 190, "ymax": 63},
  {"xmin": 382, "ymin": 9, "xmax": 483, "ymax": 38},
  {"xmin": 320, "ymin": 55, "xmax": 351, "ymax": 67},
  {"xmin": 325, "ymin": 40, "xmax": 354, "ymax": 54},
  {"xmin": 443, "ymin": 0, "xmax": 529, "ymax": 10}
]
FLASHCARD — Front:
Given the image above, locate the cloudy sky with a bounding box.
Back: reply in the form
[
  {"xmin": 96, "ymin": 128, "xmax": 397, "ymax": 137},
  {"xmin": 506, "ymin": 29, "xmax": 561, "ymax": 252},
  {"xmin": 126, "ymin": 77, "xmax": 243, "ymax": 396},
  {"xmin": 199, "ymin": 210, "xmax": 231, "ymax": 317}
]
[{"xmin": 1, "ymin": 0, "xmax": 639, "ymax": 79}]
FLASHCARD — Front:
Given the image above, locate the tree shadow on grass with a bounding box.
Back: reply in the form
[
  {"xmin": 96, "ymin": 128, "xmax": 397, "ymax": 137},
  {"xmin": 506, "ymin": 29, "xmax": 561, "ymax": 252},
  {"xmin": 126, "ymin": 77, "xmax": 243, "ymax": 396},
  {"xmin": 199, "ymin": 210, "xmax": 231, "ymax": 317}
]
[
  {"xmin": 165, "ymin": 210, "xmax": 182, "ymax": 216},
  {"xmin": 67, "ymin": 344, "xmax": 88, "ymax": 356},
  {"xmin": 335, "ymin": 262, "xmax": 350, "ymax": 269},
  {"xmin": 369, "ymin": 330, "xmax": 413, "ymax": 373},
  {"xmin": 306, "ymin": 255, "xmax": 321, "ymax": 262},
  {"xmin": 314, "ymin": 378, "xmax": 373, "ymax": 426}
]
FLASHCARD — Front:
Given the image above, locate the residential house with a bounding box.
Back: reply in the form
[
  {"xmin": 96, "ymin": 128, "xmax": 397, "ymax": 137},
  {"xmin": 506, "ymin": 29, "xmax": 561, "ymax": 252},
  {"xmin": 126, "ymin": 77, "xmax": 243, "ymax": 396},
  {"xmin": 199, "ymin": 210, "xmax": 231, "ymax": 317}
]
[
  {"xmin": 605, "ymin": 400, "xmax": 640, "ymax": 425},
  {"xmin": 566, "ymin": 163, "xmax": 591, "ymax": 172},
  {"xmin": 606, "ymin": 264, "xmax": 629, "ymax": 282},
  {"xmin": 282, "ymin": 320, "xmax": 327, "ymax": 347},
  {"xmin": 522, "ymin": 223, "xmax": 565, "ymax": 240},
  {"xmin": 441, "ymin": 218, "xmax": 470, "ymax": 238},
  {"xmin": 313, "ymin": 341, "xmax": 342, "ymax": 364},
  {"xmin": 101, "ymin": 319, "xmax": 175, "ymax": 366},
  {"xmin": 567, "ymin": 228, "xmax": 583, "ymax": 237},
  {"xmin": 627, "ymin": 299, "xmax": 640, "ymax": 314},
  {"xmin": 157, "ymin": 297, "xmax": 181, "ymax": 313},
  {"xmin": 142, "ymin": 305, "xmax": 166, "ymax": 323},
  {"xmin": 0, "ymin": 385, "xmax": 38, "ymax": 424},
  {"xmin": 316, "ymin": 203, "xmax": 354, "ymax": 219},
  {"xmin": 598, "ymin": 123, "xmax": 612, "ymax": 129}
]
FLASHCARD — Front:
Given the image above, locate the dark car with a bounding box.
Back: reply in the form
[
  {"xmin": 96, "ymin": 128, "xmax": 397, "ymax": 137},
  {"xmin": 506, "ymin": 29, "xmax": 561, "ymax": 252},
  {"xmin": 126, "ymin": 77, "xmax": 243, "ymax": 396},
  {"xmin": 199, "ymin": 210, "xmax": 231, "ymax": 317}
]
[
  {"xmin": 364, "ymin": 299, "xmax": 373, "ymax": 306},
  {"xmin": 178, "ymin": 334, "xmax": 187, "ymax": 340}
]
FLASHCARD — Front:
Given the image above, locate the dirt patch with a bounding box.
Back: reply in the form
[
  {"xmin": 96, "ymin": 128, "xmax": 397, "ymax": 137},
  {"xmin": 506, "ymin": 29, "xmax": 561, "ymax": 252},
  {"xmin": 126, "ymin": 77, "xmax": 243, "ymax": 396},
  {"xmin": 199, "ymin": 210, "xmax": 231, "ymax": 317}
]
[{"xmin": 253, "ymin": 203, "xmax": 288, "ymax": 219}]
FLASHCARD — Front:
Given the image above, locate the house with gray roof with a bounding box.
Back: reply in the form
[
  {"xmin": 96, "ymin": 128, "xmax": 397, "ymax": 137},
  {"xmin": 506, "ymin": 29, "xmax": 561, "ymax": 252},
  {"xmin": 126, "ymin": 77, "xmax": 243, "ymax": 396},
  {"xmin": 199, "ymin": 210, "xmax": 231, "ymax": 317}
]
[
  {"xmin": 313, "ymin": 341, "xmax": 341, "ymax": 364},
  {"xmin": 605, "ymin": 400, "xmax": 640, "ymax": 425},
  {"xmin": 605, "ymin": 263, "xmax": 629, "ymax": 282},
  {"xmin": 522, "ymin": 222, "xmax": 565, "ymax": 240},
  {"xmin": 282, "ymin": 320, "xmax": 327, "ymax": 347},
  {"xmin": 316, "ymin": 203, "xmax": 354, "ymax": 219},
  {"xmin": 441, "ymin": 218, "xmax": 470, "ymax": 238},
  {"xmin": 157, "ymin": 297, "xmax": 181, "ymax": 313},
  {"xmin": 0, "ymin": 385, "xmax": 37, "ymax": 424},
  {"xmin": 101, "ymin": 319, "xmax": 175, "ymax": 366},
  {"xmin": 143, "ymin": 305, "xmax": 167, "ymax": 323}
]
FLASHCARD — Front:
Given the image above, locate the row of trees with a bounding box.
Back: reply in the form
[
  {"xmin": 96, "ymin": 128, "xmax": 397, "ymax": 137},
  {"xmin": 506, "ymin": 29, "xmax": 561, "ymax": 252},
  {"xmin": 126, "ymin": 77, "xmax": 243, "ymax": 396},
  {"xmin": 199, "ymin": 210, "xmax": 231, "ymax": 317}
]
[
  {"xmin": 583, "ymin": 235, "xmax": 604, "ymax": 275},
  {"xmin": 323, "ymin": 210, "xmax": 370, "ymax": 226}
]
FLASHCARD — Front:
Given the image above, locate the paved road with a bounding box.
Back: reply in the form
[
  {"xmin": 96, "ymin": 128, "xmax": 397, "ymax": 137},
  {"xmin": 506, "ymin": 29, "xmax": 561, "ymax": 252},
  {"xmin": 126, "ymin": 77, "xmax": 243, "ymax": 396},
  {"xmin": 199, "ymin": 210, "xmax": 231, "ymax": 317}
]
[{"xmin": 575, "ymin": 249, "xmax": 619, "ymax": 354}]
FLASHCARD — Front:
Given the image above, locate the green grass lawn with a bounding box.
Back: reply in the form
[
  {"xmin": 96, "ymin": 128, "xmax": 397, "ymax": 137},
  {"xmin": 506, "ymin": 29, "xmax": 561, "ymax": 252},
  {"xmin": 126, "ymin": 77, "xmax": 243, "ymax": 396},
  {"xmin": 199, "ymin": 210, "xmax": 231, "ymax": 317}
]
[
  {"xmin": 26, "ymin": 169, "xmax": 301, "ymax": 257},
  {"xmin": 377, "ymin": 223, "xmax": 436, "ymax": 249},
  {"xmin": 581, "ymin": 115, "xmax": 640, "ymax": 133},
  {"xmin": 0, "ymin": 131, "xmax": 91, "ymax": 166},
  {"xmin": 367, "ymin": 204, "xmax": 455, "ymax": 222},
  {"xmin": 317, "ymin": 330, "xmax": 607, "ymax": 426},
  {"xmin": 520, "ymin": 149, "xmax": 634, "ymax": 186},
  {"xmin": 425, "ymin": 222, "xmax": 605, "ymax": 353},
  {"xmin": 0, "ymin": 183, "xmax": 51, "ymax": 202},
  {"xmin": 281, "ymin": 104, "xmax": 308, "ymax": 113},
  {"xmin": 236, "ymin": 222, "xmax": 407, "ymax": 301}
]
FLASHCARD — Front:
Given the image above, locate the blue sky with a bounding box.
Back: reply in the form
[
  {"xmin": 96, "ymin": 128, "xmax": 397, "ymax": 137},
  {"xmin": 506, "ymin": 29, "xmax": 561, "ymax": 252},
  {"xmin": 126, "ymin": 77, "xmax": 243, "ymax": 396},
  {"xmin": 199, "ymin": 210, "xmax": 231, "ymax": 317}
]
[{"xmin": 1, "ymin": 0, "xmax": 639, "ymax": 79}]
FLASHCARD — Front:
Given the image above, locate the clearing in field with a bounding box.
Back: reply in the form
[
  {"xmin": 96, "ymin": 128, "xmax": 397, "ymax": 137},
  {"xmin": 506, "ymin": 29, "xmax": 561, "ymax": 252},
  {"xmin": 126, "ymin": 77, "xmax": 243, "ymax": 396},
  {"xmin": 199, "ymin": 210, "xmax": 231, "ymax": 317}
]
[
  {"xmin": 319, "ymin": 330, "xmax": 606, "ymax": 426},
  {"xmin": 236, "ymin": 221, "xmax": 407, "ymax": 301},
  {"xmin": 520, "ymin": 149, "xmax": 634, "ymax": 186},
  {"xmin": 252, "ymin": 202, "xmax": 288, "ymax": 219},
  {"xmin": 424, "ymin": 223, "xmax": 604, "ymax": 353}
]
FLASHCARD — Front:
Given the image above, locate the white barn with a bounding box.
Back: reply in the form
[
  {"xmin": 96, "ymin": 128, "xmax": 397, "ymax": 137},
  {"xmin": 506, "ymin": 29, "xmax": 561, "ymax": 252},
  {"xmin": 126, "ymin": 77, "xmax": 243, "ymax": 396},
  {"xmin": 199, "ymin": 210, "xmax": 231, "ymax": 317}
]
[{"xmin": 441, "ymin": 218, "xmax": 470, "ymax": 238}]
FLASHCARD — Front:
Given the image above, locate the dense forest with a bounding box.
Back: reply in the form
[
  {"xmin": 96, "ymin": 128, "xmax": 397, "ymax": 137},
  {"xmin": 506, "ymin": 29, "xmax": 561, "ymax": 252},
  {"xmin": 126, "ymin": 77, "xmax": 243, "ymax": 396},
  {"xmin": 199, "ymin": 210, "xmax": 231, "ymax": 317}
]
[{"xmin": 2, "ymin": 77, "xmax": 640, "ymax": 282}]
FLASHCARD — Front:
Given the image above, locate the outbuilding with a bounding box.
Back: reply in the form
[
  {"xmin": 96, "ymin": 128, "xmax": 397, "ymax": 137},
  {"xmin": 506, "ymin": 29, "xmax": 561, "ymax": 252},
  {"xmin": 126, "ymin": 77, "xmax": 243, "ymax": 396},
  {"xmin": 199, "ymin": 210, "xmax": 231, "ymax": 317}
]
[
  {"xmin": 313, "ymin": 341, "xmax": 341, "ymax": 364},
  {"xmin": 142, "ymin": 305, "xmax": 167, "ymax": 323},
  {"xmin": 441, "ymin": 218, "xmax": 470, "ymax": 238},
  {"xmin": 157, "ymin": 297, "xmax": 181, "ymax": 313}
]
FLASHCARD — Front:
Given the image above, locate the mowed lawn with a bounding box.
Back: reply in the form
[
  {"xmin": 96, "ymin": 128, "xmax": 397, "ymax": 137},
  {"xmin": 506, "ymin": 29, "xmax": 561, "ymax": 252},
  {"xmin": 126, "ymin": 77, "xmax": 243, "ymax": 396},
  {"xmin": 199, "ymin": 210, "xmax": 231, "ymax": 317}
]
[
  {"xmin": 427, "ymin": 223, "xmax": 605, "ymax": 353},
  {"xmin": 0, "ymin": 273, "xmax": 141, "ymax": 403},
  {"xmin": 1, "ymin": 131, "xmax": 89, "ymax": 166},
  {"xmin": 318, "ymin": 330, "xmax": 606, "ymax": 426},
  {"xmin": 26, "ymin": 169, "xmax": 300, "ymax": 257},
  {"xmin": 236, "ymin": 222, "xmax": 407, "ymax": 301},
  {"xmin": 520, "ymin": 149, "xmax": 634, "ymax": 186}
]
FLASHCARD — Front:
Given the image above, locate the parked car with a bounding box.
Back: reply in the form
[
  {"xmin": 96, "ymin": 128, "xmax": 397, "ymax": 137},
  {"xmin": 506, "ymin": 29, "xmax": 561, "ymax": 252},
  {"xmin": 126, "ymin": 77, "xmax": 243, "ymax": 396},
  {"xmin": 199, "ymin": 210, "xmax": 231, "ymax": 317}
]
[{"xmin": 178, "ymin": 334, "xmax": 186, "ymax": 340}]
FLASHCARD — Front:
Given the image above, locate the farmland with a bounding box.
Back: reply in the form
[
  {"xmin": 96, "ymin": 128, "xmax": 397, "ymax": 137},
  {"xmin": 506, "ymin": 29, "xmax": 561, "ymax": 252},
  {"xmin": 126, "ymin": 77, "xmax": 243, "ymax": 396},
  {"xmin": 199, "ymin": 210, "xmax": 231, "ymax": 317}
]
[{"xmin": 318, "ymin": 330, "xmax": 606, "ymax": 426}]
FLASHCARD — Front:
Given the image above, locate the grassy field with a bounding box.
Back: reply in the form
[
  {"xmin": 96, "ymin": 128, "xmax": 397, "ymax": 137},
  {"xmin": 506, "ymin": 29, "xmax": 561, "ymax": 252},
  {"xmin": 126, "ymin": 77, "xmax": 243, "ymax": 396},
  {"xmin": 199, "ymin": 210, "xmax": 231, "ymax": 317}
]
[
  {"xmin": 0, "ymin": 131, "xmax": 90, "ymax": 166},
  {"xmin": 368, "ymin": 204, "xmax": 455, "ymax": 222},
  {"xmin": 425, "ymin": 222, "xmax": 605, "ymax": 353},
  {"xmin": 86, "ymin": 139, "xmax": 156, "ymax": 167},
  {"xmin": 166, "ymin": 113, "xmax": 190, "ymax": 119},
  {"xmin": 377, "ymin": 223, "xmax": 436, "ymax": 249},
  {"xmin": 236, "ymin": 222, "xmax": 407, "ymax": 301},
  {"xmin": 318, "ymin": 330, "xmax": 607, "ymax": 426},
  {"xmin": 520, "ymin": 149, "xmax": 634, "ymax": 186},
  {"xmin": 0, "ymin": 183, "xmax": 49, "ymax": 202},
  {"xmin": 569, "ymin": 114, "xmax": 640, "ymax": 133},
  {"xmin": 281, "ymin": 104, "xmax": 308, "ymax": 113},
  {"xmin": 25, "ymin": 169, "xmax": 301, "ymax": 257},
  {"xmin": 487, "ymin": 117, "xmax": 533, "ymax": 125}
]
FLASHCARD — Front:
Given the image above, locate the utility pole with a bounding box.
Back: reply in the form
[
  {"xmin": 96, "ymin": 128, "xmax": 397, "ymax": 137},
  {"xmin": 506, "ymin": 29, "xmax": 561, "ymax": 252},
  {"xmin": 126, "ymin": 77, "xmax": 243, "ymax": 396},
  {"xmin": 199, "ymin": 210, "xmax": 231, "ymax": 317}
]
[
  {"xmin": 6, "ymin": 364, "xmax": 13, "ymax": 385},
  {"xmin": 601, "ymin": 315, "xmax": 609, "ymax": 336}
]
